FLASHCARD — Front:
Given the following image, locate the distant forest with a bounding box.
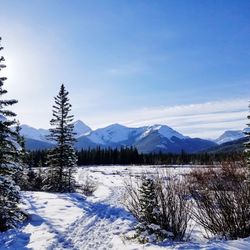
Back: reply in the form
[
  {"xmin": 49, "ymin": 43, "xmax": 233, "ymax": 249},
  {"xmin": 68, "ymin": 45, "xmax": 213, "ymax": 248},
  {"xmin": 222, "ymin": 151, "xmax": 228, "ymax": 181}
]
[{"xmin": 27, "ymin": 147, "xmax": 243, "ymax": 167}]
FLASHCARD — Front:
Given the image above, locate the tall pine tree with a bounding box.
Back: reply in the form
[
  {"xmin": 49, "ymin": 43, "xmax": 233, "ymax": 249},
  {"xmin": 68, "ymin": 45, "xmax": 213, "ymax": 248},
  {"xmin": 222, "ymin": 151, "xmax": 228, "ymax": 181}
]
[
  {"xmin": 43, "ymin": 84, "xmax": 77, "ymax": 192},
  {"xmin": 0, "ymin": 37, "xmax": 26, "ymax": 231}
]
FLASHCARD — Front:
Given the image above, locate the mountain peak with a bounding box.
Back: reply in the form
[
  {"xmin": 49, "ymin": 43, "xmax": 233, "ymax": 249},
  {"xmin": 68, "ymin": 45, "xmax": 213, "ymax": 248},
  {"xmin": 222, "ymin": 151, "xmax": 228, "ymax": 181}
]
[
  {"xmin": 141, "ymin": 124, "xmax": 187, "ymax": 141},
  {"xmin": 73, "ymin": 120, "xmax": 91, "ymax": 137},
  {"xmin": 74, "ymin": 120, "xmax": 87, "ymax": 126},
  {"xmin": 87, "ymin": 123, "xmax": 132, "ymax": 144},
  {"xmin": 105, "ymin": 123, "xmax": 127, "ymax": 129},
  {"xmin": 215, "ymin": 130, "xmax": 245, "ymax": 145}
]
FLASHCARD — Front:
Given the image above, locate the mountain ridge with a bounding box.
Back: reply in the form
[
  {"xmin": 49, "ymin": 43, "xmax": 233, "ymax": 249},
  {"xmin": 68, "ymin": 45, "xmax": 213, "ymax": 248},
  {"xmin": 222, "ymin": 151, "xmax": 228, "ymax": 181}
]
[{"xmin": 20, "ymin": 120, "xmax": 216, "ymax": 153}]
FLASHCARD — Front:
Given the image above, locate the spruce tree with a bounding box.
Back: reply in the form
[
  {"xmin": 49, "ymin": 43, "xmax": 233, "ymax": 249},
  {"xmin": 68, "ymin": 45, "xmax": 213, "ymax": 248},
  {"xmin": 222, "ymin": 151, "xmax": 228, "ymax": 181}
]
[
  {"xmin": 138, "ymin": 177, "xmax": 159, "ymax": 225},
  {"xmin": 43, "ymin": 84, "xmax": 77, "ymax": 192},
  {"xmin": 15, "ymin": 121, "xmax": 28, "ymax": 164},
  {"xmin": 0, "ymin": 37, "xmax": 26, "ymax": 231},
  {"xmin": 13, "ymin": 121, "xmax": 29, "ymax": 188},
  {"xmin": 136, "ymin": 176, "xmax": 163, "ymax": 242}
]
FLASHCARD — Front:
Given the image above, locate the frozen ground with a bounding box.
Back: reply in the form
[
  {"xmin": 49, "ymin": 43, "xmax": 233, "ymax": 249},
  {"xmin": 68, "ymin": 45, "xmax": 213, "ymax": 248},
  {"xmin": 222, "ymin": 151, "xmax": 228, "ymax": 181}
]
[{"xmin": 0, "ymin": 165, "xmax": 250, "ymax": 250}]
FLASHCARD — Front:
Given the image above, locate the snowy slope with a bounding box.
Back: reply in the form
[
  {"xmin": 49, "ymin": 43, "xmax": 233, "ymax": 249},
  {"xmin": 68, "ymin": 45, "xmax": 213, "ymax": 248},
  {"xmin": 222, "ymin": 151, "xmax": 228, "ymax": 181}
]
[
  {"xmin": 86, "ymin": 123, "xmax": 144, "ymax": 145},
  {"xmin": 86, "ymin": 124, "xmax": 186, "ymax": 146},
  {"xmin": 215, "ymin": 130, "xmax": 245, "ymax": 144},
  {"xmin": 139, "ymin": 124, "xmax": 187, "ymax": 141}
]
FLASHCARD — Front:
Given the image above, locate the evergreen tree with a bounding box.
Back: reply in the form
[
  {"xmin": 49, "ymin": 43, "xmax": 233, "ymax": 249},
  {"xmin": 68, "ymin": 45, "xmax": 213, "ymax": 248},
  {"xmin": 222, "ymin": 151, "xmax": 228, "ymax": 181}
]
[
  {"xmin": 15, "ymin": 121, "xmax": 28, "ymax": 164},
  {"xmin": 43, "ymin": 84, "xmax": 77, "ymax": 192},
  {"xmin": 138, "ymin": 177, "xmax": 159, "ymax": 225},
  {"xmin": 0, "ymin": 37, "xmax": 26, "ymax": 231},
  {"xmin": 13, "ymin": 121, "xmax": 27, "ymax": 189}
]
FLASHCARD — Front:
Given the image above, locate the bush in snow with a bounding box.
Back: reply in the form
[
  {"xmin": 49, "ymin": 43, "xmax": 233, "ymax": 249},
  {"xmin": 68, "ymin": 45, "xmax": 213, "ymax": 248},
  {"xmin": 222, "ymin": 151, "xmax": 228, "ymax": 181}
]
[
  {"xmin": 124, "ymin": 172, "xmax": 191, "ymax": 242},
  {"xmin": 79, "ymin": 173, "xmax": 97, "ymax": 196},
  {"xmin": 134, "ymin": 176, "xmax": 170, "ymax": 243},
  {"xmin": 189, "ymin": 161, "xmax": 250, "ymax": 240},
  {"xmin": 155, "ymin": 174, "xmax": 191, "ymax": 241}
]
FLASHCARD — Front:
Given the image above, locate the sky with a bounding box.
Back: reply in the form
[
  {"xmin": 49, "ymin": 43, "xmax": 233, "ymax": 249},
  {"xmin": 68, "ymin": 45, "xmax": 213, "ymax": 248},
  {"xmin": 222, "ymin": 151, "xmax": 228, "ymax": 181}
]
[{"xmin": 0, "ymin": 0, "xmax": 249, "ymax": 139}]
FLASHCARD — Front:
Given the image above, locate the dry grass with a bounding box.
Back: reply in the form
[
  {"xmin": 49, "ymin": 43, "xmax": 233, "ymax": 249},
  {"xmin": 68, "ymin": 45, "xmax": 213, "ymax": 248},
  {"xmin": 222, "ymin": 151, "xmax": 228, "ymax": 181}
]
[{"xmin": 188, "ymin": 161, "xmax": 250, "ymax": 239}]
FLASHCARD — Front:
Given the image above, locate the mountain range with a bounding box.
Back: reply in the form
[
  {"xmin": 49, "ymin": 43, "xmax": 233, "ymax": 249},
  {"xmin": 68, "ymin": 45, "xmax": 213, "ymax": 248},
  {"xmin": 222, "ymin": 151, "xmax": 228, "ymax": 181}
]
[{"xmin": 18, "ymin": 120, "xmax": 247, "ymax": 153}]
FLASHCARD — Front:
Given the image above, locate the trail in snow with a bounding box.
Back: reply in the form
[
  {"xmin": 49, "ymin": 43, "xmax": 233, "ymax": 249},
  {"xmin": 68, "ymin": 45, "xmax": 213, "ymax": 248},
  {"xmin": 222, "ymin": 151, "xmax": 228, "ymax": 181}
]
[
  {"xmin": 0, "ymin": 192, "xmax": 84, "ymax": 250},
  {"xmin": 49, "ymin": 171, "xmax": 136, "ymax": 250}
]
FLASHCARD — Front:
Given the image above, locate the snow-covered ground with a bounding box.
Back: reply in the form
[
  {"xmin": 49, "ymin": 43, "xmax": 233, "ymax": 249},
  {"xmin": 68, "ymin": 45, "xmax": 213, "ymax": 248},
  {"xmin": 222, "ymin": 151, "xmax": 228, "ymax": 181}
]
[{"xmin": 0, "ymin": 165, "xmax": 250, "ymax": 250}]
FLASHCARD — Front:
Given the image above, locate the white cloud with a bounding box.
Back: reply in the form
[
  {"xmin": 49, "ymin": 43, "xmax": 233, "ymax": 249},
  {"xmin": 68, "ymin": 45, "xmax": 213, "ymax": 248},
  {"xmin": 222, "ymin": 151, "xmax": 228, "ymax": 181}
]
[{"xmin": 85, "ymin": 99, "xmax": 248, "ymax": 139}]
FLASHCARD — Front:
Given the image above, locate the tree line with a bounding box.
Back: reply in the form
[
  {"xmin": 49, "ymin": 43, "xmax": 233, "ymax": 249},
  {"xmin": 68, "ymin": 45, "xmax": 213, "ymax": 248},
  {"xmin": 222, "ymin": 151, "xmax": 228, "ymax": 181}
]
[{"xmin": 27, "ymin": 148, "xmax": 243, "ymax": 167}]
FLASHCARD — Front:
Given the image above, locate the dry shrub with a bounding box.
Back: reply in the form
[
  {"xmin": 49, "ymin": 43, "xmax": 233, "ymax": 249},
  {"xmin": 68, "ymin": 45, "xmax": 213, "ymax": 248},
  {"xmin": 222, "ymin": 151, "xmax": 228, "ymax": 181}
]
[
  {"xmin": 79, "ymin": 173, "xmax": 97, "ymax": 196},
  {"xmin": 189, "ymin": 161, "xmax": 250, "ymax": 239},
  {"xmin": 123, "ymin": 172, "xmax": 191, "ymax": 241},
  {"xmin": 123, "ymin": 175, "xmax": 141, "ymax": 221},
  {"xmin": 156, "ymin": 175, "xmax": 191, "ymax": 240},
  {"xmin": 188, "ymin": 162, "xmax": 247, "ymax": 192}
]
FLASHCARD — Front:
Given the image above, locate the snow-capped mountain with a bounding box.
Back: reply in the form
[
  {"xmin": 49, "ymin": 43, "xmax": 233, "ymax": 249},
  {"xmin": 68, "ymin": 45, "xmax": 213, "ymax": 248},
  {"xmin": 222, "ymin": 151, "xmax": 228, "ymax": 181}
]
[
  {"xmin": 133, "ymin": 126, "xmax": 214, "ymax": 153},
  {"xmin": 76, "ymin": 123, "xmax": 215, "ymax": 153},
  {"xmin": 215, "ymin": 130, "xmax": 246, "ymax": 145},
  {"xmin": 86, "ymin": 123, "xmax": 144, "ymax": 145},
  {"xmin": 20, "ymin": 120, "xmax": 216, "ymax": 153},
  {"xmin": 138, "ymin": 124, "xmax": 187, "ymax": 141},
  {"xmin": 84, "ymin": 124, "xmax": 187, "ymax": 147}
]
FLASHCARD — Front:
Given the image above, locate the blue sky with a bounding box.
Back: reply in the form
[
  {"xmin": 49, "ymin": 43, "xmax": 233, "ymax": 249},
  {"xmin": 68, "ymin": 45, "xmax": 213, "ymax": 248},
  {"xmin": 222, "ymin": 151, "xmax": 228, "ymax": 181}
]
[{"xmin": 0, "ymin": 0, "xmax": 249, "ymax": 138}]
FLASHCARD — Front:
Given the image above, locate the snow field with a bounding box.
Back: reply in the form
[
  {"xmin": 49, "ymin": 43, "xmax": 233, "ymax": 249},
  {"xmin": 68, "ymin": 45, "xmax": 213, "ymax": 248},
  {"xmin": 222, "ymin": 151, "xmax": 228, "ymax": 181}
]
[{"xmin": 0, "ymin": 165, "xmax": 250, "ymax": 249}]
